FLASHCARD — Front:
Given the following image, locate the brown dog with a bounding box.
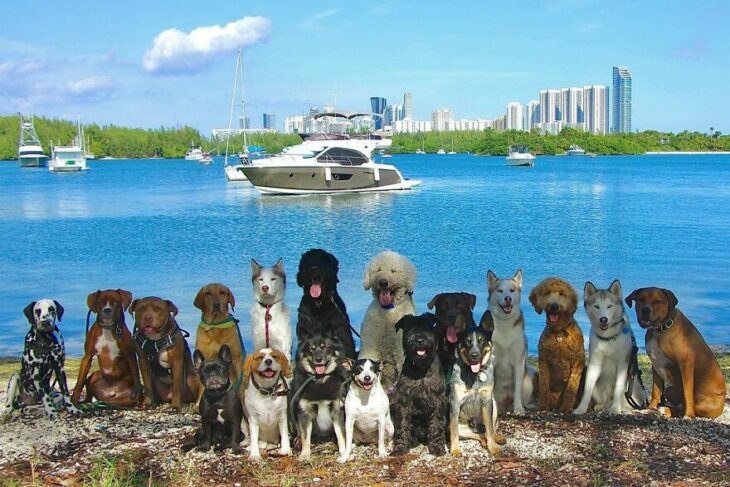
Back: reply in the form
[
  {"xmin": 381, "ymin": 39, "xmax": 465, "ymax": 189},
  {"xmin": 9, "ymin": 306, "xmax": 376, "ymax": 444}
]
[
  {"xmin": 193, "ymin": 283, "xmax": 244, "ymax": 404},
  {"xmin": 626, "ymin": 287, "xmax": 726, "ymax": 418},
  {"xmin": 130, "ymin": 296, "xmax": 200, "ymax": 409},
  {"xmin": 529, "ymin": 277, "xmax": 585, "ymax": 412},
  {"xmin": 72, "ymin": 289, "xmax": 142, "ymax": 407},
  {"xmin": 427, "ymin": 292, "xmax": 477, "ymax": 373}
]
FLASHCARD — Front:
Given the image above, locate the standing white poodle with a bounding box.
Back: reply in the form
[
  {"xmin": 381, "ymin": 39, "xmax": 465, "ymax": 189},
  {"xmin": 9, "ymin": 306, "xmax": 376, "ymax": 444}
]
[{"xmin": 358, "ymin": 250, "xmax": 417, "ymax": 390}]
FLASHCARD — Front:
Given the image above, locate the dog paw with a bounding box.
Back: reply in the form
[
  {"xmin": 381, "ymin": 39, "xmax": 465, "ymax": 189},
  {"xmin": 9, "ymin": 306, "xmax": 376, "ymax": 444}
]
[
  {"xmin": 488, "ymin": 444, "xmax": 502, "ymax": 457},
  {"xmin": 67, "ymin": 405, "xmax": 82, "ymax": 415},
  {"xmin": 513, "ymin": 406, "xmax": 525, "ymax": 415},
  {"xmin": 279, "ymin": 448, "xmax": 292, "ymax": 457},
  {"xmin": 337, "ymin": 454, "xmax": 349, "ymax": 464},
  {"xmin": 378, "ymin": 449, "xmax": 388, "ymax": 458},
  {"xmin": 298, "ymin": 451, "xmax": 311, "ymax": 462},
  {"xmin": 607, "ymin": 404, "xmax": 622, "ymax": 415},
  {"xmin": 450, "ymin": 447, "xmax": 462, "ymax": 457},
  {"xmin": 248, "ymin": 453, "xmax": 262, "ymax": 462},
  {"xmin": 196, "ymin": 442, "xmax": 211, "ymax": 451},
  {"xmin": 494, "ymin": 433, "xmax": 507, "ymax": 445},
  {"xmin": 391, "ymin": 445, "xmax": 408, "ymax": 457},
  {"xmin": 231, "ymin": 445, "xmax": 244, "ymax": 454},
  {"xmin": 572, "ymin": 406, "xmax": 587, "ymax": 415}
]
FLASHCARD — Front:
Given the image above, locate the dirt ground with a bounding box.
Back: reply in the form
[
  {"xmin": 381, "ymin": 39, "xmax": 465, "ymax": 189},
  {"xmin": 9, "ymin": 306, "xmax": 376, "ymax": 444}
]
[{"xmin": 1, "ymin": 356, "xmax": 728, "ymax": 486}]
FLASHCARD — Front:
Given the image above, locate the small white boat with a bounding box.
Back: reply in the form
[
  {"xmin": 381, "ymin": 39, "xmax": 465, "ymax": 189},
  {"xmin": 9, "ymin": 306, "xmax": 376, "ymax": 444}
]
[
  {"xmin": 415, "ymin": 149, "xmax": 425, "ymax": 155},
  {"xmin": 199, "ymin": 152, "xmax": 213, "ymax": 165},
  {"xmin": 185, "ymin": 144, "xmax": 204, "ymax": 161},
  {"xmin": 17, "ymin": 115, "xmax": 48, "ymax": 168},
  {"xmin": 49, "ymin": 118, "xmax": 88, "ymax": 172},
  {"xmin": 506, "ymin": 145, "xmax": 535, "ymax": 166},
  {"xmin": 378, "ymin": 149, "xmax": 392, "ymax": 159},
  {"xmin": 436, "ymin": 148, "xmax": 446, "ymax": 155},
  {"xmin": 566, "ymin": 144, "xmax": 587, "ymax": 156}
]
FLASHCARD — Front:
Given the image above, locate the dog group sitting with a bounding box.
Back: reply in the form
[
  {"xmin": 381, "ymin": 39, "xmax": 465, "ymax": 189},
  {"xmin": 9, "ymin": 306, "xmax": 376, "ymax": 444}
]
[{"xmin": 4, "ymin": 248, "xmax": 726, "ymax": 464}]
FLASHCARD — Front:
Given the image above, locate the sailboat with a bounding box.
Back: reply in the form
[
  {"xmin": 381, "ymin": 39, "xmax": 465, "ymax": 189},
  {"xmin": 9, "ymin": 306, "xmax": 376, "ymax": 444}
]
[
  {"xmin": 224, "ymin": 46, "xmax": 250, "ymax": 182},
  {"xmin": 447, "ymin": 139, "xmax": 456, "ymax": 154}
]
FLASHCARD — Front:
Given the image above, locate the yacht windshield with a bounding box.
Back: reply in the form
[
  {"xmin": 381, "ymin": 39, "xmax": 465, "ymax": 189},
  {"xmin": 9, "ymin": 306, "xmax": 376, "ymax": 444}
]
[{"xmin": 316, "ymin": 148, "xmax": 369, "ymax": 166}]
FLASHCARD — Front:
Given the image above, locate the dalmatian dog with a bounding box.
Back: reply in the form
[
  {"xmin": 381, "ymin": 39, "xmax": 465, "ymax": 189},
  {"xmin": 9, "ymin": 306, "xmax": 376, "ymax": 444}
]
[{"xmin": 2, "ymin": 300, "xmax": 80, "ymax": 419}]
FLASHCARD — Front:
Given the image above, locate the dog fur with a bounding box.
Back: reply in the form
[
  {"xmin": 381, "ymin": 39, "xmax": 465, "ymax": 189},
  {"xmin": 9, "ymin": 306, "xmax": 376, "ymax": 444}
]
[
  {"xmin": 391, "ymin": 313, "xmax": 447, "ymax": 457},
  {"xmin": 480, "ymin": 270, "xmax": 537, "ymax": 414},
  {"xmin": 243, "ymin": 348, "xmax": 292, "ymax": 461},
  {"xmin": 529, "ymin": 277, "xmax": 585, "ymax": 412},
  {"xmin": 626, "ymin": 287, "xmax": 726, "ymax": 418},
  {"xmin": 574, "ymin": 280, "xmax": 647, "ymax": 414},
  {"xmin": 358, "ymin": 250, "xmax": 417, "ymax": 390},
  {"xmin": 427, "ymin": 292, "xmax": 477, "ymax": 377},
  {"xmin": 250, "ymin": 259, "xmax": 292, "ymax": 359},
  {"xmin": 296, "ymin": 249, "xmax": 356, "ymax": 359}
]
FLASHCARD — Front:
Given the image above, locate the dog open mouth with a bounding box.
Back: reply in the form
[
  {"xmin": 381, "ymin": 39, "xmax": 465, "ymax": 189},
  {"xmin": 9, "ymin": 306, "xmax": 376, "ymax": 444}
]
[
  {"xmin": 309, "ymin": 282, "xmax": 322, "ymax": 299},
  {"xmin": 379, "ymin": 288, "xmax": 395, "ymax": 309},
  {"xmin": 415, "ymin": 347, "xmax": 429, "ymax": 357},
  {"xmin": 359, "ymin": 380, "xmax": 374, "ymax": 391},
  {"xmin": 446, "ymin": 326, "xmax": 458, "ymax": 344},
  {"xmin": 314, "ymin": 363, "xmax": 327, "ymax": 375},
  {"xmin": 599, "ymin": 322, "xmax": 610, "ymax": 331},
  {"xmin": 142, "ymin": 325, "xmax": 158, "ymax": 335},
  {"xmin": 469, "ymin": 359, "xmax": 481, "ymax": 374},
  {"xmin": 548, "ymin": 312, "xmax": 559, "ymax": 324},
  {"xmin": 499, "ymin": 303, "xmax": 513, "ymax": 314},
  {"xmin": 259, "ymin": 368, "xmax": 277, "ymax": 379}
]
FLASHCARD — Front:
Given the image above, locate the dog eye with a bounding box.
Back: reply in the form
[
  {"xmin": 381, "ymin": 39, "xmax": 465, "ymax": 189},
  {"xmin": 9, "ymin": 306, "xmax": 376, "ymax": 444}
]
[
  {"xmin": 510, "ymin": 288, "xmax": 515, "ymax": 292},
  {"xmin": 607, "ymin": 304, "xmax": 613, "ymax": 308},
  {"xmin": 497, "ymin": 289, "xmax": 503, "ymax": 293},
  {"xmin": 271, "ymin": 278, "xmax": 277, "ymax": 281},
  {"xmin": 653, "ymin": 300, "xmax": 662, "ymax": 305},
  {"xmin": 594, "ymin": 305, "xmax": 600, "ymax": 309}
]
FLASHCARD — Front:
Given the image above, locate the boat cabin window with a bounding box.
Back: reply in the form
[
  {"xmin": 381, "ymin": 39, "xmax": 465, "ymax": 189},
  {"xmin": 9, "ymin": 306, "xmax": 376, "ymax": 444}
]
[{"xmin": 316, "ymin": 148, "xmax": 368, "ymax": 166}]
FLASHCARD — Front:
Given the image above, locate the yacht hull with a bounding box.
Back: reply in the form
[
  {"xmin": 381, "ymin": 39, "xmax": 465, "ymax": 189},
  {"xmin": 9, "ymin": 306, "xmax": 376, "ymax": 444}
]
[{"xmin": 17, "ymin": 155, "xmax": 48, "ymax": 168}]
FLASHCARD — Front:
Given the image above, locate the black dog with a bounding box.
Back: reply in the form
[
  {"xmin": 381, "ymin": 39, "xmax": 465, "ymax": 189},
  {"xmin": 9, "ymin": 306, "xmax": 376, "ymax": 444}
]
[
  {"xmin": 2, "ymin": 300, "xmax": 80, "ymax": 418},
  {"xmin": 289, "ymin": 334, "xmax": 350, "ymax": 460},
  {"xmin": 193, "ymin": 345, "xmax": 243, "ymax": 453},
  {"xmin": 296, "ymin": 248, "xmax": 356, "ymax": 359},
  {"xmin": 391, "ymin": 313, "xmax": 447, "ymax": 456}
]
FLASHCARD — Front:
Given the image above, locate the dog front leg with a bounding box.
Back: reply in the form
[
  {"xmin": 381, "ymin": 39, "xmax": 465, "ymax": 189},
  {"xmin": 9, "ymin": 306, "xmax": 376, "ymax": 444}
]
[
  {"xmin": 35, "ymin": 376, "xmax": 57, "ymax": 418},
  {"xmin": 54, "ymin": 363, "xmax": 81, "ymax": 414},
  {"xmin": 427, "ymin": 404, "xmax": 446, "ymax": 456},
  {"xmin": 449, "ymin": 399, "xmax": 462, "ymax": 456},
  {"xmin": 248, "ymin": 415, "xmax": 261, "ymax": 461},
  {"xmin": 135, "ymin": 347, "xmax": 157, "ymax": 407},
  {"xmin": 297, "ymin": 416, "xmax": 314, "ymax": 461},
  {"xmin": 391, "ymin": 406, "xmax": 411, "ymax": 456},
  {"xmin": 171, "ymin": 353, "xmax": 184, "ymax": 410},
  {"xmin": 125, "ymin": 346, "xmax": 143, "ymax": 404},
  {"xmin": 337, "ymin": 412, "xmax": 355, "ymax": 463},
  {"xmin": 481, "ymin": 394, "xmax": 501, "ymax": 456},
  {"xmin": 377, "ymin": 412, "xmax": 388, "ymax": 458},
  {"xmin": 610, "ymin": 359, "xmax": 630, "ymax": 414},
  {"xmin": 278, "ymin": 408, "xmax": 291, "ymax": 456},
  {"xmin": 71, "ymin": 352, "xmax": 94, "ymax": 404},
  {"xmin": 648, "ymin": 368, "xmax": 663, "ymax": 410},
  {"xmin": 332, "ymin": 405, "xmax": 347, "ymax": 459},
  {"xmin": 538, "ymin": 357, "xmax": 551, "ymax": 410},
  {"xmin": 679, "ymin": 360, "xmax": 696, "ymax": 418},
  {"xmin": 513, "ymin": 356, "xmax": 526, "ymax": 414},
  {"xmin": 561, "ymin": 364, "xmax": 583, "ymax": 413},
  {"xmin": 574, "ymin": 359, "xmax": 601, "ymax": 414}
]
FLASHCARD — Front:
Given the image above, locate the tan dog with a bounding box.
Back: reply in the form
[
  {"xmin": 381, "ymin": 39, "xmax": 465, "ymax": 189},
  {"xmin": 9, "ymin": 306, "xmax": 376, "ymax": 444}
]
[
  {"xmin": 194, "ymin": 283, "xmax": 244, "ymax": 405},
  {"xmin": 626, "ymin": 287, "xmax": 726, "ymax": 418},
  {"xmin": 529, "ymin": 277, "xmax": 585, "ymax": 412},
  {"xmin": 130, "ymin": 297, "xmax": 200, "ymax": 409},
  {"xmin": 72, "ymin": 289, "xmax": 142, "ymax": 407}
]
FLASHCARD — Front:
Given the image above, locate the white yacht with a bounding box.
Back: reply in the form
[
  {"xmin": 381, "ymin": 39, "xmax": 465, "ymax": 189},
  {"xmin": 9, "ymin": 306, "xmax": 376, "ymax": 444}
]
[
  {"xmin": 506, "ymin": 145, "xmax": 535, "ymax": 167},
  {"xmin": 199, "ymin": 152, "xmax": 213, "ymax": 165},
  {"xmin": 566, "ymin": 144, "xmax": 587, "ymax": 156},
  {"xmin": 17, "ymin": 115, "xmax": 48, "ymax": 167},
  {"xmin": 49, "ymin": 118, "xmax": 87, "ymax": 172},
  {"xmin": 240, "ymin": 130, "xmax": 420, "ymax": 195},
  {"xmin": 185, "ymin": 144, "xmax": 204, "ymax": 161}
]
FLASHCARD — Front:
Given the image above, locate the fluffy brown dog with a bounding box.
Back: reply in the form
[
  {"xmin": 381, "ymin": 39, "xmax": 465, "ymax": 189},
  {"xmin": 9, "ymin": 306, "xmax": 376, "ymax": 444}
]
[
  {"xmin": 193, "ymin": 283, "xmax": 244, "ymax": 405},
  {"xmin": 626, "ymin": 287, "xmax": 726, "ymax": 418},
  {"xmin": 72, "ymin": 289, "xmax": 142, "ymax": 407},
  {"xmin": 529, "ymin": 277, "xmax": 585, "ymax": 412},
  {"xmin": 131, "ymin": 297, "xmax": 200, "ymax": 409}
]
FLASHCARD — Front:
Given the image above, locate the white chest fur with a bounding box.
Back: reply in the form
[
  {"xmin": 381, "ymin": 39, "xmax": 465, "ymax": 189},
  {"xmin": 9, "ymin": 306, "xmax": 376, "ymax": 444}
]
[
  {"xmin": 646, "ymin": 334, "xmax": 673, "ymax": 385},
  {"xmin": 250, "ymin": 302, "xmax": 291, "ymax": 358}
]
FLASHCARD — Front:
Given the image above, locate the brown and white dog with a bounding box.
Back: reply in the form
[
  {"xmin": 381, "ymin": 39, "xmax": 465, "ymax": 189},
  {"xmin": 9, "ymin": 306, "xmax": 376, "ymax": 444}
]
[
  {"xmin": 194, "ymin": 283, "xmax": 245, "ymax": 405},
  {"xmin": 242, "ymin": 348, "xmax": 292, "ymax": 461},
  {"xmin": 72, "ymin": 289, "xmax": 142, "ymax": 408},
  {"xmin": 529, "ymin": 277, "xmax": 585, "ymax": 412},
  {"xmin": 626, "ymin": 287, "xmax": 726, "ymax": 418},
  {"xmin": 130, "ymin": 296, "xmax": 200, "ymax": 409}
]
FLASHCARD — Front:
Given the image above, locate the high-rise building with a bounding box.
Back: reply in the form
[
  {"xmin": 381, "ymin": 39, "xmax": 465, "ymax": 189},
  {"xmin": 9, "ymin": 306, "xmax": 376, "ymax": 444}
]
[
  {"xmin": 525, "ymin": 100, "xmax": 540, "ymax": 131},
  {"xmin": 238, "ymin": 116, "xmax": 250, "ymax": 129},
  {"xmin": 612, "ymin": 66, "xmax": 632, "ymax": 133},
  {"xmin": 563, "ymin": 87, "xmax": 584, "ymax": 126},
  {"xmin": 262, "ymin": 113, "xmax": 277, "ymax": 130},
  {"xmin": 403, "ymin": 92, "xmax": 413, "ymax": 119},
  {"xmin": 284, "ymin": 115, "xmax": 305, "ymax": 134},
  {"xmin": 539, "ymin": 89, "xmax": 561, "ymax": 124},
  {"xmin": 370, "ymin": 97, "xmax": 387, "ymax": 129},
  {"xmin": 584, "ymin": 85, "xmax": 609, "ymax": 135},
  {"xmin": 506, "ymin": 102, "xmax": 524, "ymax": 131},
  {"xmin": 431, "ymin": 108, "xmax": 453, "ymax": 131}
]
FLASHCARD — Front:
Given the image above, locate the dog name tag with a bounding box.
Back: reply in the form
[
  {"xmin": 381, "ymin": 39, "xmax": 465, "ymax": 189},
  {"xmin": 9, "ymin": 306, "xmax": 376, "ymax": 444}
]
[
  {"xmin": 478, "ymin": 371, "xmax": 487, "ymax": 382},
  {"xmin": 556, "ymin": 335, "xmax": 564, "ymax": 343}
]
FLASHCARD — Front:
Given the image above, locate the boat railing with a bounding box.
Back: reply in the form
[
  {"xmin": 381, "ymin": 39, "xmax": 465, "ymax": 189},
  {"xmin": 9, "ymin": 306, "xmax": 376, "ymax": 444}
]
[{"xmin": 317, "ymin": 153, "xmax": 368, "ymax": 166}]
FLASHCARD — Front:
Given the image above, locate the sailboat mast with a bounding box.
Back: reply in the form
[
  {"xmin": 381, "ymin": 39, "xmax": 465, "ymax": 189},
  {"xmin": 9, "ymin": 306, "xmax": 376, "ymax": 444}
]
[
  {"xmin": 224, "ymin": 46, "xmax": 241, "ymax": 166},
  {"xmin": 240, "ymin": 46, "xmax": 248, "ymax": 151}
]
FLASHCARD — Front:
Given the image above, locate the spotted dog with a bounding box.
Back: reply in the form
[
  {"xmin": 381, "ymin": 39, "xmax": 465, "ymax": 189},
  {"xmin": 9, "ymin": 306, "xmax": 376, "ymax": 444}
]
[{"xmin": 3, "ymin": 300, "xmax": 80, "ymax": 418}]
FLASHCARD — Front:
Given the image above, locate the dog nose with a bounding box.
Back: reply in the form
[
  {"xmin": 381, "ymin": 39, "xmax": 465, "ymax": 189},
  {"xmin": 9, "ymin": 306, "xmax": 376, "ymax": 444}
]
[
  {"xmin": 549, "ymin": 303, "xmax": 559, "ymax": 313},
  {"xmin": 504, "ymin": 296, "xmax": 512, "ymax": 303},
  {"xmin": 640, "ymin": 305, "xmax": 651, "ymax": 317},
  {"xmin": 261, "ymin": 285, "xmax": 269, "ymax": 293},
  {"xmin": 378, "ymin": 279, "xmax": 389, "ymax": 289},
  {"xmin": 364, "ymin": 375, "xmax": 372, "ymax": 382},
  {"xmin": 212, "ymin": 301, "xmax": 221, "ymax": 312},
  {"xmin": 600, "ymin": 317, "xmax": 608, "ymax": 324},
  {"xmin": 264, "ymin": 358, "xmax": 272, "ymax": 366},
  {"xmin": 469, "ymin": 351, "xmax": 480, "ymax": 360}
]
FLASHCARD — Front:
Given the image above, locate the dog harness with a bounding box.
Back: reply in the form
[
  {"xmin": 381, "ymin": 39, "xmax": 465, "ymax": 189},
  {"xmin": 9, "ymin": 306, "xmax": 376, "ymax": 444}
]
[
  {"xmin": 133, "ymin": 323, "xmax": 189, "ymax": 378},
  {"xmin": 250, "ymin": 373, "xmax": 289, "ymax": 397}
]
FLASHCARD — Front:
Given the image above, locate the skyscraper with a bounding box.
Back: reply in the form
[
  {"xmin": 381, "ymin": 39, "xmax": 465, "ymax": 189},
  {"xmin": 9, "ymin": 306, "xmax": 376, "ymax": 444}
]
[
  {"xmin": 564, "ymin": 87, "xmax": 584, "ymax": 126},
  {"xmin": 262, "ymin": 113, "xmax": 277, "ymax": 130},
  {"xmin": 526, "ymin": 100, "xmax": 540, "ymax": 131},
  {"xmin": 584, "ymin": 85, "xmax": 609, "ymax": 135},
  {"xmin": 612, "ymin": 66, "xmax": 632, "ymax": 133},
  {"xmin": 539, "ymin": 89, "xmax": 561, "ymax": 124},
  {"xmin": 506, "ymin": 102, "xmax": 524, "ymax": 131},
  {"xmin": 431, "ymin": 108, "xmax": 453, "ymax": 131},
  {"xmin": 403, "ymin": 92, "xmax": 413, "ymax": 120},
  {"xmin": 239, "ymin": 116, "xmax": 250, "ymax": 129},
  {"xmin": 370, "ymin": 97, "xmax": 387, "ymax": 129}
]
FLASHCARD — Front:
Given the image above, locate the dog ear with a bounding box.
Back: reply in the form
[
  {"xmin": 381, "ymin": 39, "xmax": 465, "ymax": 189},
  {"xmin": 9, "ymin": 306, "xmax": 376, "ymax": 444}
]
[
  {"xmin": 487, "ymin": 270, "xmax": 498, "ymax": 292},
  {"xmin": 394, "ymin": 314, "xmax": 413, "ymax": 333},
  {"xmin": 166, "ymin": 300, "xmax": 179, "ymax": 316},
  {"xmin": 528, "ymin": 286, "xmax": 543, "ymax": 314},
  {"xmin": 330, "ymin": 252, "xmax": 340, "ymax": 283},
  {"xmin": 87, "ymin": 291, "xmax": 101, "ymax": 313},
  {"xmin": 274, "ymin": 258, "xmax": 284, "ymax": 273},
  {"xmin": 243, "ymin": 354, "xmax": 255, "ymax": 385},
  {"xmin": 479, "ymin": 310, "xmax": 494, "ymax": 332},
  {"xmin": 193, "ymin": 286, "xmax": 206, "ymax": 311},
  {"xmin": 193, "ymin": 350, "xmax": 205, "ymax": 370},
  {"xmin": 661, "ymin": 288, "xmax": 678, "ymax": 312},
  {"xmin": 117, "ymin": 289, "xmax": 134, "ymax": 311},
  {"xmin": 362, "ymin": 264, "xmax": 372, "ymax": 290},
  {"xmin": 466, "ymin": 293, "xmax": 477, "ymax": 310},
  {"xmin": 251, "ymin": 259, "xmax": 262, "ymax": 278},
  {"xmin": 129, "ymin": 299, "xmax": 139, "ymax": 315},
  {"xmin": 23, "ymin": 302, "xmax": 37, "ymax": 324},
  {"xmin": 584, "ymin": 281, "xmax": 597, "ymax": 299},
  {"xmin": 53, "ymin": 301, "xmax": 64, "ymax": 322},
  {"xmin": 608, "ymin": 280, "xmax": 622, "ymax": 300},
  {"xmin": 426, "ymin": 294, "xmax": 441, "ymax": 310},
  {"xmin": 625, "ymin": 288, "xmax": 641, "ymax": 308},
  {"xmin": 225, "ymin": 286, "xmax": 236, "ymax": 312},
  {"xmin": 340, "ymin": 357, "xmax": 353, "ymax": 371},
  {"xmin": 271, "ymin": 350, "xmax": 292, "ymax": 379},
  {"xmin": 218, "ymin": 345, "xmax": 232, "ymax": 364},
  {"xmin": 513, "ymin": 269, "xmax": 523, "ymax": 289},
  {"xmin": 423, "ymin": 312, "xmax": 439, "ymax": 329}
]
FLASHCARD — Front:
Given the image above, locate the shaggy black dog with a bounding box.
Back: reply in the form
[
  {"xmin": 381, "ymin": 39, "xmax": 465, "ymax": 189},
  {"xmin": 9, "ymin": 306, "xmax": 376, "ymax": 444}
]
[
  {"xmin": 296, "ymin": 248, "xmax": 356, "ymax": 359},
  {"xmin": 391, "ymin": 313, "xmax": 447, "ymax": 456}
]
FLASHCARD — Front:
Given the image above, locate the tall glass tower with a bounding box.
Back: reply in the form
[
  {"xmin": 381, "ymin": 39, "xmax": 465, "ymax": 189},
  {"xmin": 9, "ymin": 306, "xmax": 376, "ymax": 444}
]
[
  {"xmin": 370, "ymin": 97, "xmax": 387, "ymax": 129},
  {"xmin": 612, "ymin": 66, "xmax": 632, "ymax": 133}
]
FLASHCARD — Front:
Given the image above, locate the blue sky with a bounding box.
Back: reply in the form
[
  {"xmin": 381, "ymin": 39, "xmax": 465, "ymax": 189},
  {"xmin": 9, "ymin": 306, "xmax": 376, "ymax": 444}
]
[{"xmin": 1, "ymin": 0, "xmax": 728, "ymax": 133}]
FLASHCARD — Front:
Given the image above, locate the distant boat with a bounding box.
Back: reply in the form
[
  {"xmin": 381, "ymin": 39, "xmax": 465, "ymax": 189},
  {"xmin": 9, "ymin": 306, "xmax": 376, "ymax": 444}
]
[
  {"xmin": 566, "ymin": 144, "xmax": 587, "ymax": 156},
  {"xmin": 436, "ymin": 148, "xmax": 446, "ymax": 155},
  {"xmin": 415, "ymin": 149, "xmax": 425, "ymax": 155},
  {"xmin": 447, "ymin": 140, "xmax": 456, "ymax": 154},
  {"xmin": 49, "ymin": 117, "xmax": 88, "ymax": 172},
  {"xmin": 223, "ymin": 45, "xmax": 254, "ymax": 182},
  {"xmin": 506, "ymin": 145, "xmax": 535, "ymax": 167},
  {"xmin": 379, "ymin": 149, "xmax": 392, "ymax": 159},
  {"xmin": 17, "ymin": 115, "xmax": 48, "ymax": 168},
  {"xmin": 185, "ymin": 143, "xmax": 204, "ymax": 161},
  {"xmin": 199, "ymin": 152, "xmax": 213, "ymax": 165}
]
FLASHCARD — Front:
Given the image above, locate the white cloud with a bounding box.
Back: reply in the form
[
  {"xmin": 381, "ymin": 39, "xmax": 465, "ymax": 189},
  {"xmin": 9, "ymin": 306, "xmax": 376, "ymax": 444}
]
[
  {"xmin": 302, "ymin": 9, "xmax": 339, "ymax": 30},
  {"xmin": 142, "ymin": 16, "xmax": 271, "ymax": 75},
  {"xmin": 65, "ymin": 76, "xmax": 114, "ymax": 95},
  {"xmin": 0, "ymin": 60, "xmax": 46, "ymax": 79}
]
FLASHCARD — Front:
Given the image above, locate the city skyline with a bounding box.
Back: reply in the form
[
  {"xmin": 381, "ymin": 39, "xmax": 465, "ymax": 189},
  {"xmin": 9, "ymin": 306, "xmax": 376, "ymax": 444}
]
[{"xmin": 0, "ymin": 1, "xmax": 727, "ymax": 134}]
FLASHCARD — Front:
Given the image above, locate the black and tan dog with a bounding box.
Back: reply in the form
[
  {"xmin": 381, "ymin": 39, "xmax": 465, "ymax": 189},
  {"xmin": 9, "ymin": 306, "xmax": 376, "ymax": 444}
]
[
  {"xmin": 449, "ymin": 327, "xmax": 505, "ymax": 457},
  {"xmin": 296, "ymin": 249, "xmax": 356, "ymax": 359},
  {"xmin": 391, "ymin": 313, "xmax": 447, "ymax": 457},
  {"xmin": 72, "ymin": 289, "xmax": 142, "ymax": 408},
  {"xmin": 427, "ymin": 292, "xmax": 477, "ymax": 374},
  {"xmin": 626, "ymin": 287, "xmax": 726, "ymax": 418},
  {"xmin": 130, "ymin": 296, "xmax": 200, "ymax": 409}
]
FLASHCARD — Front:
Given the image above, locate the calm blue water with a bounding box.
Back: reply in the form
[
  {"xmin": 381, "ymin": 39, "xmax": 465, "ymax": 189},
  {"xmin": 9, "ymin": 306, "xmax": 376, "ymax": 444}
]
[{"xmin": 1, "ymin": 154, "xmax": 729, "ymax": 355}]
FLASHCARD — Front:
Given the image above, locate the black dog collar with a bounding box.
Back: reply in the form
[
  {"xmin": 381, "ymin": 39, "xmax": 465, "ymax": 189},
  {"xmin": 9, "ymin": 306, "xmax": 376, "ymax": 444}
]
[
  {"xmin": 204, "ymin": 382, "xmax": 233, "ymax": 402},
  {"xmin": 251, "ymin": 374, "xmax": 289, "ymax": 397}
]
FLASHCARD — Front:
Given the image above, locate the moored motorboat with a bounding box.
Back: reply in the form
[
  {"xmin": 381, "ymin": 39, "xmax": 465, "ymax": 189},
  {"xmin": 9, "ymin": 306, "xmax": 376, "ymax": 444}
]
[
  {"xmin": 49, "ymin": 118, "xmax": 88, "ymax": 172},
  {"xmin": 506, "ymin": 145, "xmax": 535, "ymax": 166},
  {"xmin": 566, "ymin": 144, "xmax": 587, "ymax": 156},
  {"xmin": 17, "ymin": 115, "xmax": 48, "ymax": 168},
  {"xmin": 199, "ymin": 152, "xmax": 213, "ymax": 165},
  {"xmin": 185, "ymin": 144, "xmax": 204, "ymax": 161}
]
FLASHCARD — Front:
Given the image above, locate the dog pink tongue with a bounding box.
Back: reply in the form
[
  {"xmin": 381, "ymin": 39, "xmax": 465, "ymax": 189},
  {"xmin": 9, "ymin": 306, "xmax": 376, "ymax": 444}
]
[
  {"xmin": 471, "ymin": 363, "xmax": 481, "ymax": 373},
  {"xmin": 379, "ymin": 289, "xmax": 393, "ymax": 306},
  {"xmin": 446, "ymin": 326, "xmax": 458, "ymax": 344},
  {"xmin": 549, "ymin": 313, "xmax": 559, "ymax": 323},
  {"xmin": 310, "ymin": 284, "xmax": 322, "ymax": 299},
  {"xmin": 315, "ymin": 365, "xmax": 326, "ymax": 375}
]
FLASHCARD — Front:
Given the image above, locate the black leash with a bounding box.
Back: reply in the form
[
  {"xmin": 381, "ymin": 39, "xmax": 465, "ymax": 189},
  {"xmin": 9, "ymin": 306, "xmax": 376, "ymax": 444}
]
[
  {"xmin": 624, "ymin": 341, "xmax": 647, "ymax": 410},
  {"xmin": 287, "ymin": 374, "xmax": 316, "ymax": 437}
]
